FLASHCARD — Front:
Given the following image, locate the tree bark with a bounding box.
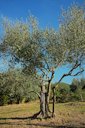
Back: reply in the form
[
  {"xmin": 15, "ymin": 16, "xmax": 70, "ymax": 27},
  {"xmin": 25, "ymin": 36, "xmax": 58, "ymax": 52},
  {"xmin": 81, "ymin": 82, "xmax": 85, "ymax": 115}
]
[
  {"xmin": 46, "ymin": 82, "xmax": 52, "ymax": 114},
  {"xmin": 31, "ymin": 83, "xmax": 52, "ymax": 119},
  {"xmin": 40, "ymin": 91, "xmax": 46, "ymax": 117},
  {"xmin": 52, "ymin": 87, "xmax": 55, "ymax": 117},
  {"xmin": 32, "ymin": 71, "xmax": 55, "ymax": 118}
]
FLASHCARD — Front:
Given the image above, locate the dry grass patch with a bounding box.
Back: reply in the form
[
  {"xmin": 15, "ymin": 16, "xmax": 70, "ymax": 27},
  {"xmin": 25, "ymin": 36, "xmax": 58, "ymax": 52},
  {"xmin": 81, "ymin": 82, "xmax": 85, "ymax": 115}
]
[{"xmin": 0, "ymin": 101, "xmax": 85, "ymax": 128}]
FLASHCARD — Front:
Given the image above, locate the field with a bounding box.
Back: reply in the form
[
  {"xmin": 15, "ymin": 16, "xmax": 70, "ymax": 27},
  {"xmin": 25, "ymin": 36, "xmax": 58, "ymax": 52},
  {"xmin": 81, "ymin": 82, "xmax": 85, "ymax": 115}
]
[{"xmin": 0, "ymin": 101, "xmax": 85, "ymax": 128}]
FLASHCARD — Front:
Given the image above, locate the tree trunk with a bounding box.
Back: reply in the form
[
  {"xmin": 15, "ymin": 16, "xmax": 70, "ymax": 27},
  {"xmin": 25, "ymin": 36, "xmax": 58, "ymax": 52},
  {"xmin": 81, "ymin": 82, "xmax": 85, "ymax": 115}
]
[
  {"xmin": 39, "ymin": 70, "xmax": 54, "ymax": 118},
  {"xmin": 39, "ymin": 78, "xmax": 53, "ymax": 118},
  {"xmin": 32, "ymin": 81, "xmax": 53, "ymax": 118},
  {"xmin": 52, "ymin": 87, "xmax": 55, "ymax": 117},
  {"xmin": 32, "ymin": 85, "xmax": 52, "ymax": 119},
  {"xmin": 40, "ymin": 91, "xmax": 46, "ymax": 117},
  {"xmin": 39, "ymin": 84, "xmax": 51, "ymax": 118},
  {"xmin": 31, "ymin": 85, "xmax": 47, "ymax": 118},
  {"xmin": 46, "ymin": 81, "xmax": 52, "ymax": 112}
]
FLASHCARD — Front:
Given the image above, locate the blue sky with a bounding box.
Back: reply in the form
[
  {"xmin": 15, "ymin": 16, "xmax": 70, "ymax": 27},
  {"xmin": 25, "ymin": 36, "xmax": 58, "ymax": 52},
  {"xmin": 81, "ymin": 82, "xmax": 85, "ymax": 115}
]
[{"xmin": 0, "ymin": 0, "xmax": 85, "ymax": 84}]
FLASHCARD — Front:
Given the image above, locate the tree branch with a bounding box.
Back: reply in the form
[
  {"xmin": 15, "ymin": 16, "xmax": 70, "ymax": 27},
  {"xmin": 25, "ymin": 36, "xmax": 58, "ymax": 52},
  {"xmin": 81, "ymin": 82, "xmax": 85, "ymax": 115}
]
[
  {"xmin": 53, "ymin": 62, "xmax": 84, "ymax": 89},
  {"xmin": 71, "ymin": 68, "xmax": 84, "ymax": 76},
  {"xmin": 44, "ymin": 58, "xmax": 51, "ymax": 72}
]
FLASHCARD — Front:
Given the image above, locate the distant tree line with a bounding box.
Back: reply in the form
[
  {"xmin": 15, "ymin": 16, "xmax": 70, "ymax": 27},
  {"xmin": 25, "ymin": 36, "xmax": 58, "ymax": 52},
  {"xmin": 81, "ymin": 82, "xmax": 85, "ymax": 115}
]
[
  {"xmin": 55, "ymin": 79, "xmax": 85, "ymax": 103},
  {"xmin": 0, "ymin": 69, "xmax": 85, "ymax": 106}
]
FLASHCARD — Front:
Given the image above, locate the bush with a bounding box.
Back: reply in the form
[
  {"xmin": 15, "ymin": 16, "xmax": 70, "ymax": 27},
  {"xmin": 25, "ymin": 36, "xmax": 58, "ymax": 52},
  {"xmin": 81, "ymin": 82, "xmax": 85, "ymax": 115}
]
[
  {"xmin": 2, "ymin": 95, "xmax": 10, "ymax": 105},
  {"xmin": 70, "ymin": 92, "xmax": 81, "ymax": 101}
]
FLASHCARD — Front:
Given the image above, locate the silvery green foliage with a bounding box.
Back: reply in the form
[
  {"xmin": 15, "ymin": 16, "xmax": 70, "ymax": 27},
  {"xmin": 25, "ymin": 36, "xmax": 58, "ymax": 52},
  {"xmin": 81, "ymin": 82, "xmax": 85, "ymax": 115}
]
[
  {"xmin": 59, "ymin": 5, "xmax": 85, "ymax": 65},
  {"xmin": 44, "ymin": 28, "xmax": 66, "ymax": 68},
  {"xmin": 2, "ymin": 16, "xmax": 44, "ymax": 74},
  {"xmin": 1, "ymin": 5, "xmax": 85, "ymax": 81}
]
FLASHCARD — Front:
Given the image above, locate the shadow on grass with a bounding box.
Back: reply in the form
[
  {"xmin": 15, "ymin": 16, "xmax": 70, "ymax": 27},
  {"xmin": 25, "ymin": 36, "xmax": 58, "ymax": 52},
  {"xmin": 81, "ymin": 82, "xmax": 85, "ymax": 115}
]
[
  {"xmin": 0, "ymin": 122, "xmax": 78, "ymax": 128},
  {"xmin": 0, "ymin": 117, "xmax": 82, "ymax": 128},
  {"xmin": 0, "ymin": 116, "xmax": 33, "ymax": 120}
]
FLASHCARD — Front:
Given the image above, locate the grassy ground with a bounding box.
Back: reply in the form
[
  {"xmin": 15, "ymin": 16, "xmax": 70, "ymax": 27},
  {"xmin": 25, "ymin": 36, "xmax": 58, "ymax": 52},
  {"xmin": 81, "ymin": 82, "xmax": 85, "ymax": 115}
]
[{"xmin": 0, "ymin": 101, "xmax": 85, "ymax": 128}]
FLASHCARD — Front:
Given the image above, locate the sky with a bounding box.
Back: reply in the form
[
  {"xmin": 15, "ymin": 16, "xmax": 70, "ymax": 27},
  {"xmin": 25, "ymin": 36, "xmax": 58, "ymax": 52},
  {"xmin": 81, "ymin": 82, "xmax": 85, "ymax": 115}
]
[{"xmin": 0, "ymin": 0, "xmax": 85, "ymax": 84}]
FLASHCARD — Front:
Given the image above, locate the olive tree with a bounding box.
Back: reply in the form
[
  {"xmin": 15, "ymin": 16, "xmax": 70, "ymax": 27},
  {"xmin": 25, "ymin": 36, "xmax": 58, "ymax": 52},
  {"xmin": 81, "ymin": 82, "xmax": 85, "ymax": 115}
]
[{"xmin": 0, "ymin": 5, "xmax": 85, "ymax": 118}]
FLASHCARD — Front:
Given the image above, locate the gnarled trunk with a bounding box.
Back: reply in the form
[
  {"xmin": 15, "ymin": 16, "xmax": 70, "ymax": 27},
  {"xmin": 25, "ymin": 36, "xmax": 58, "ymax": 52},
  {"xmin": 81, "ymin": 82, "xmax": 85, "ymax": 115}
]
[
  {"xmin": 32, "ymin": 71, "xmax": 55, "ymax": 119},
  {"xmin": 39, "ymin": 84, "xmax": 52, "ymax": 118},
  {"xmin": 40, "ymin": 90, "xmax": 46, "ymax": 117},
  {"xmin": 32, "ymin": 84, "xmax": 52, "ymax": 118}
]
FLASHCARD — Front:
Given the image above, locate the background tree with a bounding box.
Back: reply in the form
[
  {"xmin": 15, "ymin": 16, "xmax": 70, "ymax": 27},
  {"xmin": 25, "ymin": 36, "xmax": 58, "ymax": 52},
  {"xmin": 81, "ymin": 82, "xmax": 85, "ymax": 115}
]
[
  {"xmin": 55, "ymin": 83, "xmax": 70, "ymax": 103},
  {"xmin": 70, "ymin": 78, "xmax": 85, "ymax": 102},
  {"xmin": 0, "ymin": 69, "xmax": 40, "ymax": 105}
]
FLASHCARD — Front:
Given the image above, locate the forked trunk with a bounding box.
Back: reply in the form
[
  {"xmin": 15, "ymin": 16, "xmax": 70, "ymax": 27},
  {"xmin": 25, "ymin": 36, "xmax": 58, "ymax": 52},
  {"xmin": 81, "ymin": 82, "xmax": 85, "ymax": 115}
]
[{"xmin": 32, "ymin": 82, "xmax": 54, "ymax": 118}]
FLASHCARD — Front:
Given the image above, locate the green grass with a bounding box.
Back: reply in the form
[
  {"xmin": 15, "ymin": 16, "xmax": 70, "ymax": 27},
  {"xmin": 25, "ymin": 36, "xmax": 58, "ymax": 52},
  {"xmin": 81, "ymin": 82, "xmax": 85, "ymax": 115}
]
[{"xmin": 0, "ymin": 101, "xmax": 85, "ymax": 128}]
